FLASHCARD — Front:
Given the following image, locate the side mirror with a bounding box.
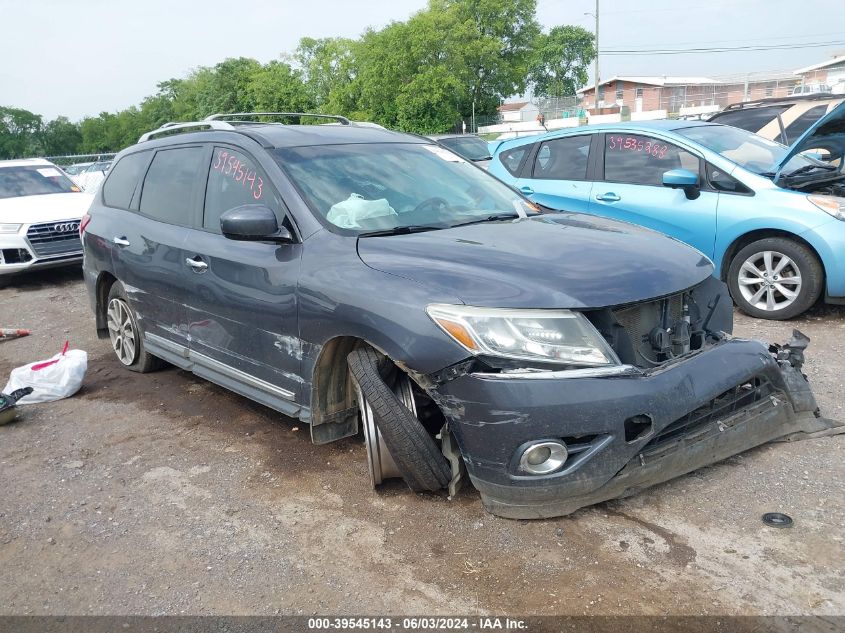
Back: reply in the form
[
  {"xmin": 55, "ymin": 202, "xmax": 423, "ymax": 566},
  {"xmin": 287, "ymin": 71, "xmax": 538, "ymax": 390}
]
[
  {"xmin": 220, "ymin": 204, "xmax": 293, "ymax": 243},
  {"xmin": 662, "ymin": 168, "xmax": 700, "ymax": 200}
]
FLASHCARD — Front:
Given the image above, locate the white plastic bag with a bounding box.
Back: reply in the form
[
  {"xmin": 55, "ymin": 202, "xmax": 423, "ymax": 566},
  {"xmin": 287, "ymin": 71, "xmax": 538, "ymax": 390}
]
[
  {"xmin": 326, "ymin": 193, "xmax": 397, "ymax": 229},
  {"xmin": 3, "ymin": 342, "xmax": 88, "ymax": 404}
]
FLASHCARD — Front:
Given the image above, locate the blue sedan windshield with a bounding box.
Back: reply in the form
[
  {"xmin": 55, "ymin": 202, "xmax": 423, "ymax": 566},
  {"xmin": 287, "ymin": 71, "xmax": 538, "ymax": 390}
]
[{"xmin": 676, "ymin": 124, "xmax": 815, "ymax": 176}]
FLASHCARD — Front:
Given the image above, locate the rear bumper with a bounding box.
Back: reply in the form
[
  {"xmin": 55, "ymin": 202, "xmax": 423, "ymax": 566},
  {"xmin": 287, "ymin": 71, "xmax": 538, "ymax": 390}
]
[{"xmin": 432, "ymin": 337, "xmax": 837, "ymax": 519}]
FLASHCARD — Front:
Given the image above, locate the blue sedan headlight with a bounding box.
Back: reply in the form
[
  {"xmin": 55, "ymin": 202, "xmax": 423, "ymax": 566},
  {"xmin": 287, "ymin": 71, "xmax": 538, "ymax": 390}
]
[{"xmin": 808, "ymin": 195, "xmax": 845, "ymax": 221}]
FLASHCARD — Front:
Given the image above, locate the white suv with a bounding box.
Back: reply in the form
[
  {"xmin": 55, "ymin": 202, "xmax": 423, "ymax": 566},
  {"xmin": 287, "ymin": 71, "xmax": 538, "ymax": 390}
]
[
  {"xmin": 0, "ymin": 158, "xmax": 94, "ymax": 281},
  {"xmin": 74, "ymin": 160, "xmax": 112, "ymax": 192}
]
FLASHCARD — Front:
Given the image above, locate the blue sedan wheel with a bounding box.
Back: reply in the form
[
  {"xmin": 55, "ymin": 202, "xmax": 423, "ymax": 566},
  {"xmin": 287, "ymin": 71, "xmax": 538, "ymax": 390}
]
[{"xmin": 727, "ymin": 237, "xmax": 824, "ymax": 320}]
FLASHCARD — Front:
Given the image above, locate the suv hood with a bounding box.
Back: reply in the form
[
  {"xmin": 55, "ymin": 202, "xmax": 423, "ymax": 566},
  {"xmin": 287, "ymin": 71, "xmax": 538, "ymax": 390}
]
[
  {"xmin": 357, "ymin": 213, "xmax": 714, "ymax": 309},
  {"xmin": 775, "ymin": 100, "xmax": 845, "ymax": 181},
  {"xmin": 0, "ymin": 192, "xmax": 94, "ymax": 224}
]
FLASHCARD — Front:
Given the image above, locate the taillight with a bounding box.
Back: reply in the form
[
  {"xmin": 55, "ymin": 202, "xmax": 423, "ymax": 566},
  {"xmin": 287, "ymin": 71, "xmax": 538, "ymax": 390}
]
[{"xmin": 79, "ymin": 213, "xmax": 91, "ymax": 237}]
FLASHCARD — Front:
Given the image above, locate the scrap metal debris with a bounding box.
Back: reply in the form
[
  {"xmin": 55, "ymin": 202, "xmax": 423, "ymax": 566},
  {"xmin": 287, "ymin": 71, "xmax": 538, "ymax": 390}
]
[
  {"xmin": 762, "ymin": 512, "xmax": 794, "ymax": 528},
  {"xmin": 0, "ymin": 387, "xmax": 34, "ymax": 426},
  {"xmin": 0, "ymin": 328, "xmax": 30, "ymax": 343}
]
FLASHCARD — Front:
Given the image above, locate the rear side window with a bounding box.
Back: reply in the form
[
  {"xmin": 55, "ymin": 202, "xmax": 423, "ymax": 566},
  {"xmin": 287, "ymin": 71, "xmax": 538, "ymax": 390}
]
[
  {"xmin": 139, "ymin": 147, "xmax": 205, "ymax": 226},
  {"xmin": 498, "ymin": 146, "xmax": 528, "ymax": 176},
  {"xmin": 532, "ymin": 135, "xmax": 590, "ymax": 180},
  {"xmin": 203, "ymin": 147, "xmax": 277, "ymax": 232},
  {"xmin": 783, "ymin": 105, "xmax": 829, "ymax": 144},
  {"xmin": 709, "ymin": 106, "xmax": 788, "ymax": 134},
  {"xmin": 102, "ymin": 151, "xmax": 149, "ymax": 209},
  {"xmin": 603, "ymin": 134, "xmax": 700, "ymax": 186}
]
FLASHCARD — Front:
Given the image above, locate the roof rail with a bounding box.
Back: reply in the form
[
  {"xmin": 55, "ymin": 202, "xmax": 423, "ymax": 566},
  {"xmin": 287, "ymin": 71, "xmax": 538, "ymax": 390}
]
[
  {"xmin": 204, "ymin": 112, "xmax": 351, "ymax": 125},
  {"xmin": 138, "ymin": 120, "xmax": 237, "ymax": 143},
  {"xmin": 721, "ymin": 92, "xmax": 842, "ymax": 112}
]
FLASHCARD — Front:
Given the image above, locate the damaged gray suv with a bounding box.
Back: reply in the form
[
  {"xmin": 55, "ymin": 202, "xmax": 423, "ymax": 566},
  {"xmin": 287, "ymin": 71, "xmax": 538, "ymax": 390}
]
[{"xmin": 81, "ymin": 113, "xmax": 839, "ymax": 519}]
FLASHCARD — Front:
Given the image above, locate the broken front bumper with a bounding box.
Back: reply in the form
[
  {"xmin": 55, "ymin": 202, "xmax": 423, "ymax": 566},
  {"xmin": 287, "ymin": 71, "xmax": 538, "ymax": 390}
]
[{"xmin": 432, "ymin": 336, "xmax": 839, "ymax": 519}]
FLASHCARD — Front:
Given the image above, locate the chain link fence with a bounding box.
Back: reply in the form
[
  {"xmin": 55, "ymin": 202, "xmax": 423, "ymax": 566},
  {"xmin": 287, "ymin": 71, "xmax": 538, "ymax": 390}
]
[{"xmin": 44, "ymin": 153, "xmax": 116, "ymax": 167}]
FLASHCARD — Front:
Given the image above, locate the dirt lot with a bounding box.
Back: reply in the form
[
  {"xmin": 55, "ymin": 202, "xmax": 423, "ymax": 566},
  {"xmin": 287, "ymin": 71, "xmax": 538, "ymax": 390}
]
[{"xmin": 0, "ymin": 268, "xmax": 843, "ymax": 616}]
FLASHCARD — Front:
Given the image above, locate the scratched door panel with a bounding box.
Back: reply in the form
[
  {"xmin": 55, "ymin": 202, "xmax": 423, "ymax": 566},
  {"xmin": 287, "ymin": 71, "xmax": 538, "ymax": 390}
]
[{"xmin": 182, "ymin": 145, "xmax": 304, "ymax": 401}]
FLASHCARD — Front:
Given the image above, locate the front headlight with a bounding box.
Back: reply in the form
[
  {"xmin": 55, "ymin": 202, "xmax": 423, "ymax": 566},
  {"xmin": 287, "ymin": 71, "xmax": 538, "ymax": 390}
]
[
  {"xmin": 0, "ymin": 223, "xmax": 22, "ymax": 234},
  {"xmin": 808, "ymin": 195, "xmax": 845, "ymax": 220},
  {"xmin": 426, "ymin": 304, "xmax": 619, "ymax": 367}
]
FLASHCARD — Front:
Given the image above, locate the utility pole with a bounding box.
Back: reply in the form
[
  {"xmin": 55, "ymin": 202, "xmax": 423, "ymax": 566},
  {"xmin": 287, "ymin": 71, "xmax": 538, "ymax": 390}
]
[
  {"xmin": 586, "ymin": 1, "xmax": 600, "ymax": 108},
  {"xmin": 594, "ymin": 0, "xmax": 600, "ymax": 107}
]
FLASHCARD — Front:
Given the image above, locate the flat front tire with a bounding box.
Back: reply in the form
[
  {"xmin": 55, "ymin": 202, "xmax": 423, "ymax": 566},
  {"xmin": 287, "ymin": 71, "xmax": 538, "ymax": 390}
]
[
  {"xmin": 347, "ymin": 347, "xmax": 451, "ymax": 492},
  {"xmin": 727, "ymin": 238, "xmax": 823, "ymax": 320},
  {"xmin": 106, "ymin": 282, "xmax": 165, "ymax": 373}
]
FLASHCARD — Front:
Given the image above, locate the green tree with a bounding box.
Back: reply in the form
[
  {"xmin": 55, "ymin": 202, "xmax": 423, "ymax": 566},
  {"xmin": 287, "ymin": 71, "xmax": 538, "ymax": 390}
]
[
  {"xmin": 191, "ymin": 57, "xmax": 263, "ymax": 116},
  {"xmin": 79, "ymin": 112, "xmax": 118, "ymax": 153},
  {"xmin": 246, "ymin": 61, "xmax": 313, "ymax": 114},
  {"xmin": 39, "ymin": 116, "xmax": 83, "ymax": 156},
  {"xmin": 294, "ymin": 37, "xmax": 359, "ymax": 113},
  {"xmin": 354, "ymin": 21, "xmax": 416, "ymax": 126},
  {"xmin": 352, "ymin": 0, "xmax": 540, "ymax": 133},
  {"xmin": 396, "ymin": 67, "xmax": 463, "ymax": 133},
  {"xmin": 0, "ymin": 106, "xmax": 43, "ymax": 158},
  {"xmin": 529, "ymin": 25, "xmax": 595, "ymax": 97},
  {"xmin": 437, "ymin": 0, "xmax": 540, "ymax": 116},
  {"xmin": 1, "ymin": 1, "xmax": 596, "ymax": 150}
]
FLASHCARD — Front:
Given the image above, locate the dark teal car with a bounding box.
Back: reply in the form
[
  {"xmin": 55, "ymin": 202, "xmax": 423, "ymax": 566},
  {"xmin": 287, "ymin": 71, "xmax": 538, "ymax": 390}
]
[{"xmin": 81, "ymin": 113, "xmax": 835, "ymax": 519}]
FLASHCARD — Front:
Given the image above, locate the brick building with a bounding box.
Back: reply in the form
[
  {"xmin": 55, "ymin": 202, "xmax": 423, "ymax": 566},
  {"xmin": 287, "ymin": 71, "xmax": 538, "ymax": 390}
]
[
  {"xmin": 577, "ymin": 75, "xmax": 798, "ymax": 115},
  {"xmin": 794, "ymin": 54, "xmax": 845, "ymax": 94}
]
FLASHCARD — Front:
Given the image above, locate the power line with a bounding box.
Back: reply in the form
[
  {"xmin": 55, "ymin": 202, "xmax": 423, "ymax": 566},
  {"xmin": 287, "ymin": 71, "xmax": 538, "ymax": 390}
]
[
  {"xmin": 600, "ymin": 40, "xmax": 845, "ymax": 55},
  {"xmin": 601, "ymin": 32, "xmax": 845, "ymax": 50}
]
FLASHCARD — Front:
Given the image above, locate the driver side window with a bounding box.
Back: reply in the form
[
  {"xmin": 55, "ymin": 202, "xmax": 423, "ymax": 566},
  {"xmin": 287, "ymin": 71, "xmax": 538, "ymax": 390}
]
[
  {"xmin": 203, "ymin": 146, "xmax": 280, "ymax": 232},
  {"xmin": 603, "ymin": 134, "xmax": 700, "ymax": 186}
]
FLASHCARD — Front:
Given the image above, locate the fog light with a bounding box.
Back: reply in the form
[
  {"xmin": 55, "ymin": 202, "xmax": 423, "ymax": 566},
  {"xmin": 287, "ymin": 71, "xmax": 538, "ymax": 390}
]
[{"xmin": 519, "ymin": 441, "xmax": 568, "ymax": 475}]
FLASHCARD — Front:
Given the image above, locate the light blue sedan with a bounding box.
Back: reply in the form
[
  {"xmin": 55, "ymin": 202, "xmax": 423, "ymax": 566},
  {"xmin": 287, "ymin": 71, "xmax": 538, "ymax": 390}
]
[{"xmin": 488, "ymin": 106, "xmax": 845, "ymax": 319}]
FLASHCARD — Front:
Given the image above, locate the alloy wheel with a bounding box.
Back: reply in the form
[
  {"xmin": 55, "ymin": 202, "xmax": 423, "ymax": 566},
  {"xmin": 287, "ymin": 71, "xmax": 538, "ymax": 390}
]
[
  {"xmin": 737, "ymin": 250, "xmax": 803, "ymax": 312},
  {"xmin": 106, "ymin": 298, "xmax": 137, "ymax": 366},
  {"xmin": 357, "ymin": 374, "xmax": 418, "ymax": 487}
]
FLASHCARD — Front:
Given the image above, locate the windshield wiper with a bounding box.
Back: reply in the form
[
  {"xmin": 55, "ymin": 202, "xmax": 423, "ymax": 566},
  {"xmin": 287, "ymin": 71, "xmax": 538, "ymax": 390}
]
[
  {"xmin": 358, "ymin": 224, "xmax": 444, "ymax": 237},
  {"xmin": 784, "ymin": 163, "xmax": 838, "ymax": 178},
  {"xmin": 450, "ymin": 213, "xmax": 521, "ymax": 228}
]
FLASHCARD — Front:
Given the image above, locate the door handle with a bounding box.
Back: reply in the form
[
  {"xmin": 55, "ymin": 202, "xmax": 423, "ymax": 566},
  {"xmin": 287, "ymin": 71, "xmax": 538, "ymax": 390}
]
[
  {"xmin": 185, "ymin": 257, "xmax": 208, "ymax": 273},
  {"xmin": 113, "ymin": 236, "xmax": 130, "ymax": 247},
  {"xmin": 595, "ymin": 192, "xmax": 621, "ymax": 202},
  {"xmin": 519, "ymin": 186, "xmax": 534, "ymax": 195}
]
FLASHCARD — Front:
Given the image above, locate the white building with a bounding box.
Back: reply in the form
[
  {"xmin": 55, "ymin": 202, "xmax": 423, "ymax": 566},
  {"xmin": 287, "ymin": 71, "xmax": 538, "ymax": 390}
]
[{"xmin": 497, "ymin": 101, "xmax": 540, "ymax": 123}]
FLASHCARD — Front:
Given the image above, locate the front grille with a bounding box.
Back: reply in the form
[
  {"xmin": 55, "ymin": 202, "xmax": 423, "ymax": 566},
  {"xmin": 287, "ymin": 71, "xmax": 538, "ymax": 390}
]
[
  {"xmin": 645, "ymin": 376, "xmax": 776, "ymax": 451},
  {"xmin": 613, "ymin": 294, "xmax": 683, "ymax": 364},
  {"xmin": 26, "ymin": 220, "xmax": 82, "ymax": 259}
]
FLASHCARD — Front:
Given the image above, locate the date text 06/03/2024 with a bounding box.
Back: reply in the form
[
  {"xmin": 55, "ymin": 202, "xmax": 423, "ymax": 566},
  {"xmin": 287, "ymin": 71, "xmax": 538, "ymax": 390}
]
[{"xmin": 307, "ymin": 617, "xmax": 529, "ymax": 630}]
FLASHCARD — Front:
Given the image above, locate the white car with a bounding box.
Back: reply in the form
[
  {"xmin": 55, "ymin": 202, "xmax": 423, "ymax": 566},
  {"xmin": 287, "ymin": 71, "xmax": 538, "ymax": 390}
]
[
  {"xmin": 63, "ymin": 162, "xmax": 94, "ymax": 185},
  {"xmin": 0, "ymin": 158, "xmax": 94, "ymax": 281},
  {"xmin": 74, "ymin": 160, "xmax": 112, "ymax": 192}
]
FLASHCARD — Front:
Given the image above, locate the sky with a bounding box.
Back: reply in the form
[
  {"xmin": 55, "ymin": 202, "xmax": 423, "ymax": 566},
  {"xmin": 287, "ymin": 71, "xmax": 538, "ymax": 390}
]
[{"xmin": 0, "ymin": 0, "xmax": 842, "ymax": 121}]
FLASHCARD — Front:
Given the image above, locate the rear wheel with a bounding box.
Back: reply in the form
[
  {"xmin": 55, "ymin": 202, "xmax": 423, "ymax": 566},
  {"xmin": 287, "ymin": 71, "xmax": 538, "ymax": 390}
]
[
  {"xmin": 106, "ymin": 282, "xmax": 165, "ymax": 373},
  {"xmin": 727, "ymin": 237, "xmax": 823, "ymax": 320}
]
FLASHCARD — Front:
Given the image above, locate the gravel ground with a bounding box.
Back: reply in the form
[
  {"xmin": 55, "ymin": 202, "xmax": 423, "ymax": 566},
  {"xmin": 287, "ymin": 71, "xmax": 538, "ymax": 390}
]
[{"xmin": 0, "ymin": 267, "xmax": 842, "ymax": 616}]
